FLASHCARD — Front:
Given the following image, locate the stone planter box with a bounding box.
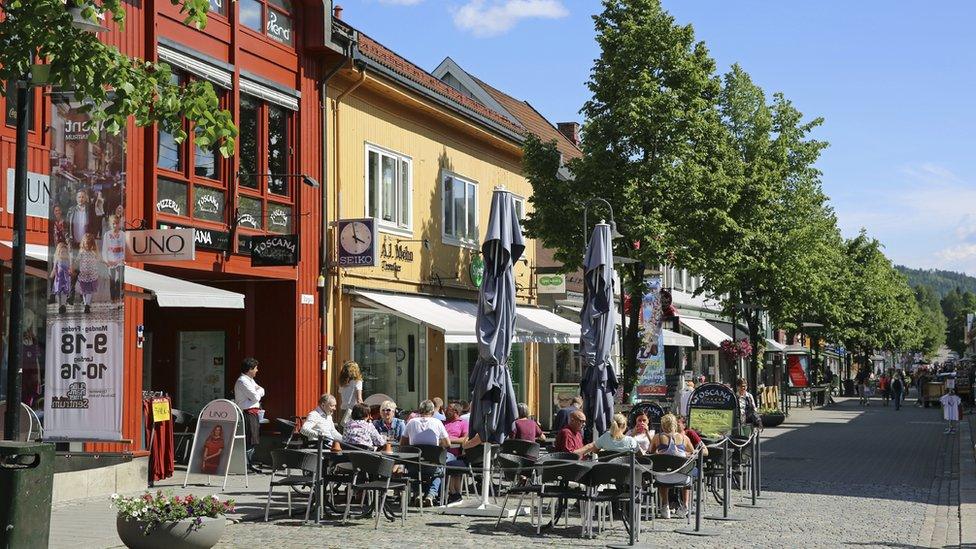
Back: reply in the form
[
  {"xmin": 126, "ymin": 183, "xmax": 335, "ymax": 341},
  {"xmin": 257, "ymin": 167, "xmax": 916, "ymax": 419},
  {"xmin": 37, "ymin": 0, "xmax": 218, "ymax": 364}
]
[
  {"xmin": 116, "ymin": 515, "xmax": 226, "ymax": 549},
  {"xmin": 760, "ymin": 412, "xmax": 786, "ymax": 428}
]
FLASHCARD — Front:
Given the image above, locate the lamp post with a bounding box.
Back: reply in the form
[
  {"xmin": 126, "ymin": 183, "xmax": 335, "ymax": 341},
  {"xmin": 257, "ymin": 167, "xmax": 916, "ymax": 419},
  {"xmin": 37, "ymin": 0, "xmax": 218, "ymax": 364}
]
[{"xmin": 3, "ymin": 5, "xmax": 107, "ymax": 441}]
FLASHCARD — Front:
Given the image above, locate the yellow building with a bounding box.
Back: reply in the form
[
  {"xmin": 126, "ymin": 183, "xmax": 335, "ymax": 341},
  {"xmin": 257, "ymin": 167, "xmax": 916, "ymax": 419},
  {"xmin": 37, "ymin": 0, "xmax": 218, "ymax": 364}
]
[{"xmin": 322, "ymin": 23, "xmax": 579, "ymax": 415}]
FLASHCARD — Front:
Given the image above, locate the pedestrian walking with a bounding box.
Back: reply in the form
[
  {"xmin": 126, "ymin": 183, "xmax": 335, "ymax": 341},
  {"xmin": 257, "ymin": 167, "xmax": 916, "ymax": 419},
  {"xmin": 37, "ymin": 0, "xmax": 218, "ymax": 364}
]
[
  {"xmin": 233, "ymin": 357, "xmax": 265, "ymax": 473},
  {"xmin": 857, "ymin": 369, "xmax": 870, "ymax": 406},
  {"xmin": 940, "ymin": 389, "xmax": 962, "ymax": 434},
  {"xmin": 891, "ymin": 373, "xmax": 905, "ymax": 411},
  {"xmin": 879, "ymin": 372, "xmax": 890, "ymax": 407},
  {"xmin": 338, "ymin": 360, "xmax": 364, "ymax": 427}
]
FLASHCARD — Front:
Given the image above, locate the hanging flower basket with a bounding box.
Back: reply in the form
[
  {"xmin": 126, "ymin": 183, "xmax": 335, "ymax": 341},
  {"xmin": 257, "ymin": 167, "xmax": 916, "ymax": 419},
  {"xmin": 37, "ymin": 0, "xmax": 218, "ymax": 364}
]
[{"xmin": 720, "ymin": 338, "xmax": 753, "ymax": 359}]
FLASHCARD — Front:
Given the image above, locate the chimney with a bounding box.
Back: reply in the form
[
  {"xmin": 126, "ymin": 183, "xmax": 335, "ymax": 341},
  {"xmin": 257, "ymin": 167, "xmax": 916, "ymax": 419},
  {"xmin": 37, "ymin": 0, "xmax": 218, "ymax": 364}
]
[
  {"xmin": 333, "ymin": 4, "xmax": 343, "ymax": 19},
  {"xmin": 557, "ymin": 122, "xmax": 580, "ymax": 147}
]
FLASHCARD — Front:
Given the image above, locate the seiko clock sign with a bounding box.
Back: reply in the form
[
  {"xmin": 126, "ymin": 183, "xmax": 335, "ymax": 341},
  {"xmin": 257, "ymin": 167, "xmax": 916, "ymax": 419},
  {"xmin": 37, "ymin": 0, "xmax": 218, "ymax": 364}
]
[{"xmin": 337, "ymin": 218, "xmax": 377, "ymax": 267}]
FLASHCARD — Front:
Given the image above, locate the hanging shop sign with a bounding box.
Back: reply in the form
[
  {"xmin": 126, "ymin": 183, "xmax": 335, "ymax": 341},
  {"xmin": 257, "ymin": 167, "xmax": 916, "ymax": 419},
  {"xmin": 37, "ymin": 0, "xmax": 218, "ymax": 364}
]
[
  {"xmin": 5, "ymin": 168, "xmax": 50, "ymax": 219},
  {"xmin": 126, "ymin": 228, "xmax": 196, "ymax": 262},
  {"xmin": 686, "ymin": 382, "xmax": 739, "ymax": 438},
  {"xmin": 469, "ymin": 255, "xmax": 485, "ymax": 287},
  {"xmin": 536, "ymin": 273, "xmax": 566, "ymax": 294},
  {"xmin": 337, "ymin": 218, "xmax": 377, "ymax": 267},
  {"xmin": 158, "ymin": 223, "xmax": 232, "ymax": 252},
  {"xmin": 250, "ymin": 234, "xmax": 299, "ymax": 267},
  {"xmin": 44, "ymin": 98, "xmax": 126, "ymax": 441},
  {"xmin": 183, "ymin": 399, "xmax": 248, "ymax": 488},
  {"xmin": 634, "ymin": 276, "xmax": 667, "ymax": 398}
]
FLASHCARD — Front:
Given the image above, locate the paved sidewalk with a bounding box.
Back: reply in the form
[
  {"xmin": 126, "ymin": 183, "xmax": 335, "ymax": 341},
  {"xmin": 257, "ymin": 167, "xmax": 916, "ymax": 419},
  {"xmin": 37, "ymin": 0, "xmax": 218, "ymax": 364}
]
[{"xmin": 49, "ymin": 396, "xmax": 967, "ymax": 548}]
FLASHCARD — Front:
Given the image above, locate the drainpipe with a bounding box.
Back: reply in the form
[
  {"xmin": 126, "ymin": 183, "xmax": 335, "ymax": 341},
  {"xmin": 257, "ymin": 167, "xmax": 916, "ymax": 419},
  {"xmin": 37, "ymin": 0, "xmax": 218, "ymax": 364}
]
[
  {"xmin": 319, "ymin": 47, "xmax": 349, "ymax": 397},
  {"xmin": 324, "ymin": 57, "xmax": 366, "ymax": 396}
]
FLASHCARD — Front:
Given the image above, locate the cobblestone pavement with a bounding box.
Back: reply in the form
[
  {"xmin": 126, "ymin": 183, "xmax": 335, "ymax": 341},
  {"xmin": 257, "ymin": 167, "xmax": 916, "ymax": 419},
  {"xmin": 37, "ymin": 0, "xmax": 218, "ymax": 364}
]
[{"xmin": 50, "ymin": 395, "xmax": 968, "ymax": 548}]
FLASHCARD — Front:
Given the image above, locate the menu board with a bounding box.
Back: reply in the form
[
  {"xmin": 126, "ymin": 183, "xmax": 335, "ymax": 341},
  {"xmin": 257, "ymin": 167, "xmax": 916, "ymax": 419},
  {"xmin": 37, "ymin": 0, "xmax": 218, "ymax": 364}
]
[{"xmin": 687, "ymin": 382, "xmax": 738, "ymax": 437}]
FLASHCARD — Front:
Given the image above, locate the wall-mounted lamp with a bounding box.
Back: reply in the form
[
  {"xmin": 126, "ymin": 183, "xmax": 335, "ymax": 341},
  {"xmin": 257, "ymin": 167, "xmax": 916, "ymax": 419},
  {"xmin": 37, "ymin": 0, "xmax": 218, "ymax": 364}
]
[{"xmin": 397, "ymin": 238, "xmax": 430, "ymax": 250}]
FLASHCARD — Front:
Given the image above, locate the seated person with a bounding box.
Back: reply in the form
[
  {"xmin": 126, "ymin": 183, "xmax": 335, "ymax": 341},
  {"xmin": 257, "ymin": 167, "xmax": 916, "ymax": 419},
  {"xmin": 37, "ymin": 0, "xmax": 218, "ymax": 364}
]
[
  {"xmin": 300, "ymin": 394, "xmax": 342, "ymax": 443},
  {"xmin": 626, "ymin": 412, "xmax": 654, "ymax": 454},
  {"xmin": 595, "ymin": 413, "xmax": 639, "ymax": 454},
  {"xmin": 553, "ymin": 396, "xmax": 583, "ymax": 433},
  {"xmin": 554, "ymin": 410, "xmax": 595, "ymax": 457},
  {"xmin": 511, "ymin": 402, "xmax": 546, "ymax": 443},
  {"xmin": 373, "ymin": 400, "xmax": 406, "ymax": 442},
  {"xmin": 342, "ymin": 403, "xmax": 386, "ymax": 450},
  {"xmin": 401, "ymin": 400, "xmax": 459, "ymax": 506},
  {"xmin": 649, "ymin": 413, "xmax": 696, "ymax": 519}
]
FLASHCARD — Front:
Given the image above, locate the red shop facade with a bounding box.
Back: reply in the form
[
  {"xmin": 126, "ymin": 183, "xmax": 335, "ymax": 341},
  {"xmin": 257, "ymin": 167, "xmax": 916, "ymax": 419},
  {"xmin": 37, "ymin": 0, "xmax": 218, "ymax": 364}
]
[{"xmin": 0, "ymin": 0, "xmax": 337, "ymax": 454}]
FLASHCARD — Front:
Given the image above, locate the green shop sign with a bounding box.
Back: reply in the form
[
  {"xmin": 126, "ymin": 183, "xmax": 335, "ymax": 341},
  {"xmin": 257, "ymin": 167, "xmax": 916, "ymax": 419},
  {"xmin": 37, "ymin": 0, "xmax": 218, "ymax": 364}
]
[{"xmin": 469, "ymin": 256, "xmax": 485, "ymax": 287}]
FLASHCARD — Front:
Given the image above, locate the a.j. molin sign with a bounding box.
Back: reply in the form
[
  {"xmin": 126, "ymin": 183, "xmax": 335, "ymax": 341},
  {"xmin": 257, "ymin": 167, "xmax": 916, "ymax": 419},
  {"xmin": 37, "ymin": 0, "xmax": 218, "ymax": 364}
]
[{"xmin": 250, "ymin": 234, "xmax": 299, "ymax": 267}]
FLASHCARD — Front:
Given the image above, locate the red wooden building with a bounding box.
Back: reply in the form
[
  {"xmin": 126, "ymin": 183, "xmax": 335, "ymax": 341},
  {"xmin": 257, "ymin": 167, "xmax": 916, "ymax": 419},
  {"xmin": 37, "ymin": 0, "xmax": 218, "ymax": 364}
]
[{"xmin": 0, "ymin": 0, "xmax": 339, "ymax": 454}]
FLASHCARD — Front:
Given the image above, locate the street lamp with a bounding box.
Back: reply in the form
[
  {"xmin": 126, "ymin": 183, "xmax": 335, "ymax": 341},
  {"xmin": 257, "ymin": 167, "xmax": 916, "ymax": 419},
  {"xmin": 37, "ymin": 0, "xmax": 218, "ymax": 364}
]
[
  {"xmin": 3, "ymin": 3, "xmax": 107, "ymax": 441},
  {"xmin": 582, "ymin": 197, "xmax": 622, "ymax": 253}
]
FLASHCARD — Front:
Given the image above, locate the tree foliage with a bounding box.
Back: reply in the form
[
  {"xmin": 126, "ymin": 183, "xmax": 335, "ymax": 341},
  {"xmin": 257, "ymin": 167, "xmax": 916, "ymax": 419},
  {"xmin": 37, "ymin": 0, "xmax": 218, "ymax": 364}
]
[
  {"xmin": 523, "ymin": 0, "xmax": 729, "ymax": 394},
  {"xmin": 940, "ymin": 287, "xmax": 976, "ymax": 356},
  {"xmin": 912, "ymin": 284, "xmax": 947, "ymax": 358},
  {"xmin": 0, "ymin": 0, "xmax": 236, "ymax": 154}
]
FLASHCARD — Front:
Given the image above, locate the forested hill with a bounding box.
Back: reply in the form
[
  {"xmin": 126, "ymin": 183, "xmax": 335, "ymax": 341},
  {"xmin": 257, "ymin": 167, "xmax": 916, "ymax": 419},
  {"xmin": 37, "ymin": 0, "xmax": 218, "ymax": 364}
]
[{"xmin": 896, "ymin": 266, "xmax": 976, "ymax": 297}]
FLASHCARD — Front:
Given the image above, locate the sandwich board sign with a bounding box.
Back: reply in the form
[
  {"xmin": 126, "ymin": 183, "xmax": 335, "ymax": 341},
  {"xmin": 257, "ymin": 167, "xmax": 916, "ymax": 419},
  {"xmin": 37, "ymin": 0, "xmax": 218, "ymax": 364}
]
[
  {"xmin": 182, "ymin": 399, "xmax": 249, "ymax": 491},
  {"xmin": 686, "ymin": 382, "xmax": 739, "ymax": 438}
]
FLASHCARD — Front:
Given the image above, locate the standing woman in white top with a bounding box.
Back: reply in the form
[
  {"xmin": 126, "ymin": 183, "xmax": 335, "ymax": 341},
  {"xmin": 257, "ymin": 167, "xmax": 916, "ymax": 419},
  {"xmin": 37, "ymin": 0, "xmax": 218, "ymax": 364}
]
[
  {"xmin": 234, "ymin": 357, "xmax": 265, "ymax": 472},
  {"xmin": 338, "ymin": 361, "xmax": 364, "ymax": 427}
]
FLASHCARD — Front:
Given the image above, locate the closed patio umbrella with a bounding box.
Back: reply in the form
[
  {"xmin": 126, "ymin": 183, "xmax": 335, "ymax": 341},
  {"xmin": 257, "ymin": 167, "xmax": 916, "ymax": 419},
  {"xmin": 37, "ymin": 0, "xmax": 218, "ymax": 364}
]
[
  {"xmin": 446, "ymin": 188, "xmax": 523, "ymax": 517},
  {"xmin": 580, "ymin": 222, "xmax": 618, "ymax": 440}
]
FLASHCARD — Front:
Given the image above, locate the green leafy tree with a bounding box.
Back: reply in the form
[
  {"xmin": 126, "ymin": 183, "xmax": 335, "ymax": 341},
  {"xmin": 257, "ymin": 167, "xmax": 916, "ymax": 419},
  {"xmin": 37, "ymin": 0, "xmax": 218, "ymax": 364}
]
[
  {"xmin": 912, "ymin": 285, "xmax": 947, "ymax": 359},
  {"xmin": 941, "ymin": 287, "xmax": 976, "ymax": 356},
  {"xmin": 522, "ymin": 0, "xmax": 729, "ymax": 395},
  {"xmin": 0, "ymin": 0, "xmax": 236, "ymax": 153}
]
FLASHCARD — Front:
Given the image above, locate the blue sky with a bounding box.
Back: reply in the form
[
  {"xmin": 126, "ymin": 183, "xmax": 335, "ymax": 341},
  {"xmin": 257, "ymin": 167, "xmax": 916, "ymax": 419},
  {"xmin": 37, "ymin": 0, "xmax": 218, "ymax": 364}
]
[{"xmin": 340, "ymin": 1, "xmax": 976, "ymax": 274}]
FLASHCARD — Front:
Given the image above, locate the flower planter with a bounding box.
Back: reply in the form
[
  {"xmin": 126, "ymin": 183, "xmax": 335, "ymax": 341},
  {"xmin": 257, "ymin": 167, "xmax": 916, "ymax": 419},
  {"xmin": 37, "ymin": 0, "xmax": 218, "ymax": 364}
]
[
  {"xmin": 116, "ymin": 516, "xmax": 226, "ymax": 549},
  {"xmin": 760, "ymin": 412, "xmax": 785, "ymax": 428}
]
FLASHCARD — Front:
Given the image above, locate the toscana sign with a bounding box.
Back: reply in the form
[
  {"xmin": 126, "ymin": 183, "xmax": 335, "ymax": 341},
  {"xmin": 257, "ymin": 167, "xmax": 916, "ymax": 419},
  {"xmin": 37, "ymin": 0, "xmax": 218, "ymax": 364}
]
[
  {"xmin": 250, "ymin": 234, "xmax": 299, "ymax": 267},
  {"xmin": 687, "ymin": 382, "xmax": 739, "ymax": 438}
]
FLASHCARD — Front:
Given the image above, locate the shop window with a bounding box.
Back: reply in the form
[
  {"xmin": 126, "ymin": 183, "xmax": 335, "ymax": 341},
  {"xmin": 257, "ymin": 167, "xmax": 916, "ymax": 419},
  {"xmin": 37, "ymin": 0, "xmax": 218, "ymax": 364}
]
[
  {"xmin": 554, "ymin": 343, "xmax": 580, "ymax": 384},
  {"xmin": 447, "ymin": 344, "xmax": 478, "ymax": 402},
  {"xmin": 235, "ymin": 93, "xmax": 295, "ymax": 244},
  {"xmin": 240, "ymin": 0, "xmax": 294, "ymax": 46},
  {"xmin": 352, "ymin": 309, "xmax": 424, "ymax": 412},
  {"xmin": 509, "ymin": 344, "xmax": 526, "ymax": 403},
  {"xmin": 155, "ymin": 72, "xmax": 229, "ymax": 226},
  {"xmin": 366, "ymin": 144, "xmax": 412, "ymax": 232},
  {"xmin": 156, "ymin": 178, "xmax": 188, "ymax": 217},
  {"xmin": 442, "ymin": 173, "xmax": 477, "ymax": 246},
  {"xmin": 0, "ymin": 273, "xmax": 48, "ymax": 423}
]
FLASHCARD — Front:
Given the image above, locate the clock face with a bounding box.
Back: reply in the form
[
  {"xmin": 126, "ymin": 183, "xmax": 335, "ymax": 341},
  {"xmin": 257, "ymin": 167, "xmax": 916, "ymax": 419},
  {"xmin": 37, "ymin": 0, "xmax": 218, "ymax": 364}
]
[{"xmin": 340, "ymin": 221, "xmax": 372, "ymax": 255}]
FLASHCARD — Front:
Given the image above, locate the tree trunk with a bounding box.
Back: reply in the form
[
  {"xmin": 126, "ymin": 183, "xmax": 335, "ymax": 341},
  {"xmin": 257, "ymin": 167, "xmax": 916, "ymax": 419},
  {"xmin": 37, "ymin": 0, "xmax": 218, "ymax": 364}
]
[
  {"xmin": 621, "ymin": 262, "xmax": 646, "ymax": 398},
  {"xmin": 745, "ymin": 310, "xmax": 762, "ymax": 397}
]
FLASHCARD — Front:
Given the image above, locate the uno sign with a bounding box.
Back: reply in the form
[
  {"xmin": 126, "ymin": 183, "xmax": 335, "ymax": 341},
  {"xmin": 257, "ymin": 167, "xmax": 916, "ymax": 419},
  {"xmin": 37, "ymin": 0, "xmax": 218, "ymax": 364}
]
[{"xmin": 126, "ymin": 228, "xmax": 196, "ymax": 262}]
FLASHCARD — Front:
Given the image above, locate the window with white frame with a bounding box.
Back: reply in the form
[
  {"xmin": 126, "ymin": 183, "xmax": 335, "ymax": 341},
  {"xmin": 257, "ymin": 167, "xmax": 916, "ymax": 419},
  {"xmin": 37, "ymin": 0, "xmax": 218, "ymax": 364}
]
[
  {"xmin": 442, "ymin": 172, "xmax": 478, "ymax": 244},
  {"xmin": 513, "ymin": 195, "xmax": 525, "ymax": 221},
  {"xmin": 366, "ymin": 144, "xmax": 412, "ymax": 231}
]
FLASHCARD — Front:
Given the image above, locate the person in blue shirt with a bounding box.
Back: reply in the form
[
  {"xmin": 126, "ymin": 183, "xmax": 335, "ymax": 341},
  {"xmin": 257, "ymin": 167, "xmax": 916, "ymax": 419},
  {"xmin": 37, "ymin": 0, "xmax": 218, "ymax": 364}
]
[{"xmin": 373, "ymin": 400, "xmax": 406, "ymax": 441}]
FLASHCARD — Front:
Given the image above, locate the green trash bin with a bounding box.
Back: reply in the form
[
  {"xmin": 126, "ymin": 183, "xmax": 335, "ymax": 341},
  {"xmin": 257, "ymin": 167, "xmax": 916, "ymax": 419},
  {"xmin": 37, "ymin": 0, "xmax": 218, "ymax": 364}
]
[{"xmin": 0, "ymin": 441, "xmax": 54, "ymax": 549}]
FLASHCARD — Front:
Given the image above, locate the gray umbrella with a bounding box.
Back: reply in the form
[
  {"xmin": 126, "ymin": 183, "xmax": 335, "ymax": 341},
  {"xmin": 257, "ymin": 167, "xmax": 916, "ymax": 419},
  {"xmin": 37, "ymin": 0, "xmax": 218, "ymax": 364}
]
[
  {"xmin": 580, "ymin": 222, "xmax": 619, "ymax": 439},
  {"xmin": 469, "ymin": 188, "xmax": 524, "ymax": 444}
]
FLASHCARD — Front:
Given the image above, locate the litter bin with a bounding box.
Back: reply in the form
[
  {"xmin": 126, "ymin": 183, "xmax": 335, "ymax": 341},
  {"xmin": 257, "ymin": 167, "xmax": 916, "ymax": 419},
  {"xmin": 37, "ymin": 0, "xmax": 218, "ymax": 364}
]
[{"xmin": 0, "ymin": 441, "xmax": 54, "ymax": 549}]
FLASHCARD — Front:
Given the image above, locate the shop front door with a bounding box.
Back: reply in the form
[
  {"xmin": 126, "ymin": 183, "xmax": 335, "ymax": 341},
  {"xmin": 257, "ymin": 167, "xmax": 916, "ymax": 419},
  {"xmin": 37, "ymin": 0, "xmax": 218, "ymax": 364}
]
[
  {"xmin": 178, "ymin": 331, "xmax": 227, "ymax": 415},
  {"xmin": 699, "ymin": 351, "xmax": 719, "ymax": 382}
]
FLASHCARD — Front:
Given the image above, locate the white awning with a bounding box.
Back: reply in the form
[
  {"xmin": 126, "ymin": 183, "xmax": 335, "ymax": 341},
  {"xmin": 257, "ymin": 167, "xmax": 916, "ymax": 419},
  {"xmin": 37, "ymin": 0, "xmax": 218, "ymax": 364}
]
[
  {"xmin": 663, "ymin": 329, "xmax": 694, "ymax": 347},
  {"xmin": 516, "ymin": 307, "xmax": 580, "ymax": 344},
  {"xmin": 765, "ymin": 338, "xmax": 786, "ymax": 352},
  {"xmin": 352, "ymin": 290, "xmax": 582, "ymax": 345},
  {"xmin": 352, "ymin": 290, "xmax": 479, "ymax": 344},
  {"xmin": 124, "ymin": 268, "xmax": 244, "ymax": 309},
  {"xmin": 6, "ymin": 242, "xmax": 244, "ymax": 309},
  {"xmin": 679, "ymin": 316, "xmax": 731, "ymax": 347}
]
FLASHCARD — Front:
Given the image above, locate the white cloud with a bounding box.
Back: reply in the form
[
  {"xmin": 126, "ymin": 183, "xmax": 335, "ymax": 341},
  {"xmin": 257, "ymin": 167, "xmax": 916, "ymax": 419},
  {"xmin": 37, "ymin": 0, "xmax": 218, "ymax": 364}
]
[
  {"xmin": 453, "ymin": 0, "xmax": 569, "ymax": 37},
  {"xmin": 378, "ymin": 0, "xmax": 424, "ymax": 4}
]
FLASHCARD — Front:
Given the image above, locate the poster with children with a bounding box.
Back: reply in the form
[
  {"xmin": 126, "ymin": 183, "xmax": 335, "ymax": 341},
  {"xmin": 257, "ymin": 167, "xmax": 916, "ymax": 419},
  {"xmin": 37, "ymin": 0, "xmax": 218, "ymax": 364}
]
[{"xmin": 43, "ymin": 97, "xmax": 126, "ymax": 441}]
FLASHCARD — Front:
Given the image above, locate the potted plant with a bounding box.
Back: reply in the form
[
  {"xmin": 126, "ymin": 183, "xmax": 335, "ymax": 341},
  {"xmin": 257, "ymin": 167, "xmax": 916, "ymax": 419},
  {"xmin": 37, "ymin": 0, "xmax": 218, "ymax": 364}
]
[
  {"xmin": 112, "ymin": 491, "xmax": 234, "ymax": 549},
  {"xmin": 759, "ymin": 405, "xmax": 786, "ymax": 428}
]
